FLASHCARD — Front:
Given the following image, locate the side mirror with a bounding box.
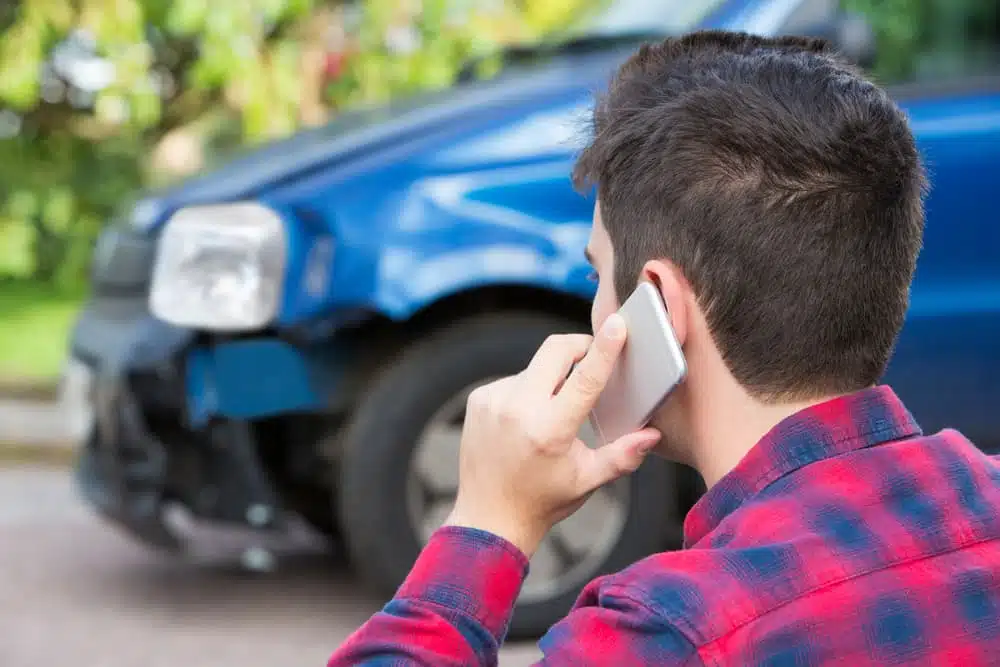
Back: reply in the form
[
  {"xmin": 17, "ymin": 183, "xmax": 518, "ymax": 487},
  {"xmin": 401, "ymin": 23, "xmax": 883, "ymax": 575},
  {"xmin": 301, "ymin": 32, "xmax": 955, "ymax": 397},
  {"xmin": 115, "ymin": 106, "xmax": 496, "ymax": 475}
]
[{"xmin": 802, "ymin": 12, "xmax": 877, "ymax": 70}]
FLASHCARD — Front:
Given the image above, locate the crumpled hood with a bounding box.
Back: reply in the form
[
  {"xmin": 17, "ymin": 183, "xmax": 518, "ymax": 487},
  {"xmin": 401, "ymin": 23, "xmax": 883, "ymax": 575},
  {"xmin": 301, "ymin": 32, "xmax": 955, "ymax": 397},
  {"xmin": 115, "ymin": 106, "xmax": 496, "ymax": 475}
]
[{"xmin": 131, "ymin": 50, "xmax": 620, "ymax": 229}]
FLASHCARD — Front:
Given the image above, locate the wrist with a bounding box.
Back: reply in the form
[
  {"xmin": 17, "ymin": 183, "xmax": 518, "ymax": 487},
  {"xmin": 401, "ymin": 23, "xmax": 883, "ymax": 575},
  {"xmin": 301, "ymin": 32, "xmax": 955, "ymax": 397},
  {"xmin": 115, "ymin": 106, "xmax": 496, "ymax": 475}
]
[{"xmin": 443, "ymin": 507, "xmax": 546, "ymax": 559}]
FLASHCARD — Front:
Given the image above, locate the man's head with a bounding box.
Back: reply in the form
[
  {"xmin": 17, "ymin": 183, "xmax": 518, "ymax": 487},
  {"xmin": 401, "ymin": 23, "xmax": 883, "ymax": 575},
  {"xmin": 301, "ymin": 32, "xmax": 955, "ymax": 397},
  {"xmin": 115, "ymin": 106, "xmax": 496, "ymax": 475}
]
[{"xmin": 579, "ymin": 31, "xmax": 926, "ymax": 465}]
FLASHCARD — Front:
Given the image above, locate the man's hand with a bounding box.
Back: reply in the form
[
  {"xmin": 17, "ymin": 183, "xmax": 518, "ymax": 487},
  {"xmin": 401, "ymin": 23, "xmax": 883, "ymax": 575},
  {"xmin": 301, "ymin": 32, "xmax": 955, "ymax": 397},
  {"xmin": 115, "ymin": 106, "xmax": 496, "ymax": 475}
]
[{"xmin": 444, "ymin": 314, "xmax": 662, "ymax": 558}]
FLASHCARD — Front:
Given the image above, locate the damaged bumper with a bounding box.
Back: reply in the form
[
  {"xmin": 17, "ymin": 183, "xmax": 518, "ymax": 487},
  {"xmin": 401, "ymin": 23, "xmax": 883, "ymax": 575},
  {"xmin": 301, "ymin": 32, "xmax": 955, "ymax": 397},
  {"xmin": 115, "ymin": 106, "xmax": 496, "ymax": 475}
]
[{"xmin": 70, "ymin": 298, "xmax": 288, "ymax": 550}]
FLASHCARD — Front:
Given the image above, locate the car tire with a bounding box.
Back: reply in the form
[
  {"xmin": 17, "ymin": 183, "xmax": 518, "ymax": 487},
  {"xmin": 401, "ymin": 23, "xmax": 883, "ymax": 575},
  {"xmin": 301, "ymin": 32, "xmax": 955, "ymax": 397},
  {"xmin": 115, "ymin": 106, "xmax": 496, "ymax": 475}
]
[{"xmin": 338, "ymin": 313, "xmax": 681, "ymax": 639}]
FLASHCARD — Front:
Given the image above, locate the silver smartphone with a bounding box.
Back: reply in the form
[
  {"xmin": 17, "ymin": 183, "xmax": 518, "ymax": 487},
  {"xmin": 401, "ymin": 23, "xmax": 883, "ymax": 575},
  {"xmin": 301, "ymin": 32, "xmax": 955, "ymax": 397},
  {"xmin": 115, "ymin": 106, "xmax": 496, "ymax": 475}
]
[{"xmin": 589, "ymin": 281, "xmax": 687, "ymax": 446}]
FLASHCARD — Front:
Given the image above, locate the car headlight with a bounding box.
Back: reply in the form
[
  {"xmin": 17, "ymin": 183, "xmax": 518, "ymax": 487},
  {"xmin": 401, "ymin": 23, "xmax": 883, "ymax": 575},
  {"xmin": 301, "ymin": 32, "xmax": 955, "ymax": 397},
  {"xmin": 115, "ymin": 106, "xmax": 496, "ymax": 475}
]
[{"xmin": 149, "ymin": 202, "xmax": 287, "ymax": 331}]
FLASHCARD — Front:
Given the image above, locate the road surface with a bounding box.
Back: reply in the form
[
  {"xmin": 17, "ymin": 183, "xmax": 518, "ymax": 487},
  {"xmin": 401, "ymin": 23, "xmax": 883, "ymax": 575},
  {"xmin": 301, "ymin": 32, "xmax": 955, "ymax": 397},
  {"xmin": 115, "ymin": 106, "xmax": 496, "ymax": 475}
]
[
  {"xmin": 0, "ymin": 466, "xmax": 543, "ymax": 666},
  {"xmin": 0, "ymin": 398, "xmax": 75, "ymax": 446}
]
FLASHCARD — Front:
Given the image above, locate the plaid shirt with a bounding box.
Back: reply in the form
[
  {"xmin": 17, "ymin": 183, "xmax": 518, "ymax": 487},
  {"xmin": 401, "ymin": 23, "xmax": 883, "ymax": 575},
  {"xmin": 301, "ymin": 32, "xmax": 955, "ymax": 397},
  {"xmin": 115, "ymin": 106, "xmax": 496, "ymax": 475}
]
[{"xmin": 330, "ymin": 386, "xmax": 1000, "ymax": 665}]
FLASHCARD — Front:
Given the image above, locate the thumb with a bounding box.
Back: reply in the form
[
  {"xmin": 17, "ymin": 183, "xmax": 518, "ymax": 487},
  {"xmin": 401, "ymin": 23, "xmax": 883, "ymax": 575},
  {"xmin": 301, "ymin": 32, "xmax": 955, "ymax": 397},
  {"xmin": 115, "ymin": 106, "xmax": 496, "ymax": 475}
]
[{"xmin": 577, "ymin": 428, "xmax": 661, "ymax": 492}]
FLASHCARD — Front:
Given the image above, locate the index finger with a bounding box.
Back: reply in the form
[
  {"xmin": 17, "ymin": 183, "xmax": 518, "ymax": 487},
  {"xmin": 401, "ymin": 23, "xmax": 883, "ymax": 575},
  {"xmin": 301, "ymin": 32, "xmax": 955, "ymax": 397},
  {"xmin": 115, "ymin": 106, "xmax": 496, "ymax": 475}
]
[
  {"xmin": 554, "ymin": 314, "xmax": 627, "ymax": 420},
  {"xmin": 520, "ymin": 334, "xmax": 593, "ymax": 395}
]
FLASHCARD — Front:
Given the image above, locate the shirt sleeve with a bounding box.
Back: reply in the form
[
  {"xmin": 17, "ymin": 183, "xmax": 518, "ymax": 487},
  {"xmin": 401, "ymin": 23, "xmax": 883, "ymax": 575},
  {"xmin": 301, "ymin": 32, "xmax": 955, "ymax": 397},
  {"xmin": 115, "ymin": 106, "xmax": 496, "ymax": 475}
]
[
  {"xmin": 328, "ymin": 527, "xmax": 702, "ymax": 667},
  {"xmin": 328, "ymin": 526, "xmax": 528, "ymax": 667},
  {"xmin": 536, "ymin": 581, "xmax": 703, "ymax": 666}
]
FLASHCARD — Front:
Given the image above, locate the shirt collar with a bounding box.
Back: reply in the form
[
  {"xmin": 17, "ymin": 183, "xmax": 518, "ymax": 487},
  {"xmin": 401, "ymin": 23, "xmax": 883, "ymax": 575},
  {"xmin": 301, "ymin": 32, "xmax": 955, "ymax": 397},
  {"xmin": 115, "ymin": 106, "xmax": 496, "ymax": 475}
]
[{"xmin": 682, "ymin": 385, "xmax": 922, "ymax": 548}]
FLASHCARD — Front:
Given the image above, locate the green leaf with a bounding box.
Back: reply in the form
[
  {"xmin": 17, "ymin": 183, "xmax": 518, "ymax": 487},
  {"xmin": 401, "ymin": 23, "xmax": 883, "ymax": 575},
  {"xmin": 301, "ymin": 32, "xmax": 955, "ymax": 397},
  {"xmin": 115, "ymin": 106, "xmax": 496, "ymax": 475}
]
[
  {"xmin": 6, "ymin": 190, "xmax": 39, "ymax": 220},
  {"xmin": 41, "ymin": 188, "xmax": 76, "ymax": 233},
  {"xmin": 130, "ymin": 82, "xmax": 162, "ymax": 127},
  {"xmin": 0, "ymin": 216, "xmax": 36, "ymax": 278},
  {"xmin": 165, "ymin": 0, "xmax": 208, "ymax": 35}
]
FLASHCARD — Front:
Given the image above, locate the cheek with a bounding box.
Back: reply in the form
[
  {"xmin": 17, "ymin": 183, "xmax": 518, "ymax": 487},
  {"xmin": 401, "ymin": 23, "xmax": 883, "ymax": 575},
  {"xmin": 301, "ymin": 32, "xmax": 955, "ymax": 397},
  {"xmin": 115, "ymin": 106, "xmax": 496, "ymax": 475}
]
[{"xmin": 590, "ymin": 280, "xmax": 619, "ymax": 333}]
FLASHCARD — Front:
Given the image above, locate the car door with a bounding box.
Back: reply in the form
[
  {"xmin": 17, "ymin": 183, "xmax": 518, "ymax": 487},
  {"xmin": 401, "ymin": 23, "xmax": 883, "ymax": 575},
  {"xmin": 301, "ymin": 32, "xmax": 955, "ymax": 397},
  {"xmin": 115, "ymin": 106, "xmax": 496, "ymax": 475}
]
[
  {"xmin": 836, "ymin": 2, "xmax": 1000, "ymax": 448},
  {"xmin": 889, "ymin": 80, "xmax": 1000, "ymax": 449}
]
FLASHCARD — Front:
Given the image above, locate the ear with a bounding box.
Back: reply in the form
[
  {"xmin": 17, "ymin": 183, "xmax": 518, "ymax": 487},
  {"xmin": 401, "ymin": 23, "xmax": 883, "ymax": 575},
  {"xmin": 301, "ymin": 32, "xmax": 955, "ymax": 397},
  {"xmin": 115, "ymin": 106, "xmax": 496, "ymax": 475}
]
[{"xmin": 640, "ymin": 259, "xmax": 691, "ymax": 347}]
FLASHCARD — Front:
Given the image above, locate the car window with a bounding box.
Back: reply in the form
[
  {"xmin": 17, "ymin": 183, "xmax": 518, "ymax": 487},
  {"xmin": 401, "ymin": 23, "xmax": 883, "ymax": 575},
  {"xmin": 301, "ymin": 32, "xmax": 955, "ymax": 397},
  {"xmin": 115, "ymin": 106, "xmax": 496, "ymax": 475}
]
[{"xmin": 844, "ymin": 0, "xmax": 1000, "ymax": 85}]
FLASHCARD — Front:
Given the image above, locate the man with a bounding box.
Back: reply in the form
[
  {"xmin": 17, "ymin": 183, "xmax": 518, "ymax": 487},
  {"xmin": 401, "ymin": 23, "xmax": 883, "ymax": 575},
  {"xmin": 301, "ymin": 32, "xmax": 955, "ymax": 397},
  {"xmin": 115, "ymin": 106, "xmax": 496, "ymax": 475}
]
[{"xmin": 329, "ymin": 31, "xmax": 1000, "ymax": 665}]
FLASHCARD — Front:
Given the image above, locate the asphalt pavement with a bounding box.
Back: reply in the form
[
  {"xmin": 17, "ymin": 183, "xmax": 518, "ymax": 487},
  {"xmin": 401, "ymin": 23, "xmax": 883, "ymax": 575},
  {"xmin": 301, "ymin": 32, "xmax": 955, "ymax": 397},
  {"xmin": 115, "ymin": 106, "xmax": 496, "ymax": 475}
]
[
  {"xmin": 0, "ymin": 466, "xmax": 542, "ymax": 666},
  {"xmin": 0, "ymin": 398, "xmax": 76, "ymax": 447}
]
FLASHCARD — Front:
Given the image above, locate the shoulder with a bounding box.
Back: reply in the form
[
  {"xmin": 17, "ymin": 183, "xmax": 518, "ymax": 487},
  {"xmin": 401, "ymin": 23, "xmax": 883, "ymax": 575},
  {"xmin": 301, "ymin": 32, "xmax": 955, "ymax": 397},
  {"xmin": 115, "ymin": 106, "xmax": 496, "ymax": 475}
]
[
  {"xmin": 598, "ymin": 547, "xmax": 771, "ymax": 647},
  {"xmin": 601, "ymin": 430, "xmax": 1000, "ymax": 646}
]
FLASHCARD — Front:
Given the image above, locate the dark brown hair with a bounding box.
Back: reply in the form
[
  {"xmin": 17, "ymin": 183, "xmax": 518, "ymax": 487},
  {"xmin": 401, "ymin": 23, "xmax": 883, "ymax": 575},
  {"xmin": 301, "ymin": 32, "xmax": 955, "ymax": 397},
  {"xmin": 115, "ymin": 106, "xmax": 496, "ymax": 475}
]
[{"xmin": 574, "ymin": 30, "xmax": 926, "ymax": 402}]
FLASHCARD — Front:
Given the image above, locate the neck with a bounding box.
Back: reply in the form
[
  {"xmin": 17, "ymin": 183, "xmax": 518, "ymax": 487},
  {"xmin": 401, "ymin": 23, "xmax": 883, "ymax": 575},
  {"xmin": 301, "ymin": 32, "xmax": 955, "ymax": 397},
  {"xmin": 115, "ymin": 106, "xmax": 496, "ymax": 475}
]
[
  {"xmin": 687, "ymin": 381, "xmax": 836, "ymax": 488},
  {"xmin": 669, "ymin": 314, "xmax": 842, "ymax": 488}
]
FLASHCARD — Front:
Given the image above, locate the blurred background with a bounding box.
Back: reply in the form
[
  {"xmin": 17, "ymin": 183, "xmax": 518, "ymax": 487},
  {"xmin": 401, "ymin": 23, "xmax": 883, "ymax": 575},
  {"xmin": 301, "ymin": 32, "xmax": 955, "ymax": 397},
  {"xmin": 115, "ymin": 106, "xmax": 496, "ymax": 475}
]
[
  {"xmin": 0, "ymin": 0, "xmax": 601, "ymax": 383},
  {"xmin": 0, "ymin": 0, "xmax": 991, "ymax": 377},
  {"xmin": 0, "ymin": 0, "xmax": 996, "ymax": 665}
]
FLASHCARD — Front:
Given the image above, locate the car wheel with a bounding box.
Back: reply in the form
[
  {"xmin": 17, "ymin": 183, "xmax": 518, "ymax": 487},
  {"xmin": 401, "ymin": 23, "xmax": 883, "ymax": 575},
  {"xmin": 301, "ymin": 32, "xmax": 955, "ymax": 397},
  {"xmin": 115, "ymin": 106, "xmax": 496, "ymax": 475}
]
[{"xmin": 338, "ymin": 313, "xmax": 681, "ymax": 638}]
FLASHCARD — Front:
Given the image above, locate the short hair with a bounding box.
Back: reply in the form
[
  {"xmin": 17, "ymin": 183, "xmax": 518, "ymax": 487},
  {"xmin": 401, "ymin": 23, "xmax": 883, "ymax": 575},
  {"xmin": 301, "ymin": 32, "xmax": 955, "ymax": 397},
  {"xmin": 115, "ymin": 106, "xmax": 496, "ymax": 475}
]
[{"xmin": 574, "ymin": 30, "xmax": 927, "ymax": 401}]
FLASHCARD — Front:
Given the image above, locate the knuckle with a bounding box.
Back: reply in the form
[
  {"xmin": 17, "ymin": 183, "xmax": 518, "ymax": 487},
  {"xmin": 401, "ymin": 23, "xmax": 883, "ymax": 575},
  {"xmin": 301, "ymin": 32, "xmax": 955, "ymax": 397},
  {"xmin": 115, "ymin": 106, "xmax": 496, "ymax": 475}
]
[
  {"xmin": 539, "ymin": 334, "xmax": 564, "ymax": 355},
  {"xmin": 543, "ymin": 334, "xmax": 564, "ymax": 347},
  {"xmin": 523, "ymin": 422, "xmax": 548, "ymax": 448},
  {"xmin": 532, "ymin": 334, "xmax": 592, "ymax": 370},
  {"xmin": 466, "ymin": 386, "xmax": 489, "ymax": 411},
  {"xmin": 497, "ymin": 398, "xmax": 520, "ymax": 424},
  {"xmin": 571, "ymin": 334, "xmax": 594, "ymax": 354}
]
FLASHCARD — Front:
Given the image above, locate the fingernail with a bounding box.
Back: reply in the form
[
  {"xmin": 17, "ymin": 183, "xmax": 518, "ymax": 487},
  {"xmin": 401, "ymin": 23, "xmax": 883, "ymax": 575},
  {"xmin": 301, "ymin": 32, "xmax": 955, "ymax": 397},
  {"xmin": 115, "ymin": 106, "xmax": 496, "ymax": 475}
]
[{"xmin": 602, "ymin": 314, "xmax": 626, "ymax": 340}]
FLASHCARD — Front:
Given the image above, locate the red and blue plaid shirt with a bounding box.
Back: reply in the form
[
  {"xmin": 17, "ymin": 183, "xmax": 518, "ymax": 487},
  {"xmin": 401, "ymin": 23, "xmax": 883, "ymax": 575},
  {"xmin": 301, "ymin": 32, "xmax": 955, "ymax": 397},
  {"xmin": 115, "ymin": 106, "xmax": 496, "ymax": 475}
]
[{"xmin": 329, "ymin": 386, "xmax": 1000, "ymax": 665}]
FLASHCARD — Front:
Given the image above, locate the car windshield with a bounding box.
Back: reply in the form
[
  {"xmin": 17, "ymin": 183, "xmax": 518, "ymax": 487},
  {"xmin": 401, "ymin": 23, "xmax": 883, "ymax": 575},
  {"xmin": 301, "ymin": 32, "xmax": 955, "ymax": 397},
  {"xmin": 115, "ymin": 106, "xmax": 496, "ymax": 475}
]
[{"xmin": 458, "ymin": 0, "xmax": 731, "ymax": 77}]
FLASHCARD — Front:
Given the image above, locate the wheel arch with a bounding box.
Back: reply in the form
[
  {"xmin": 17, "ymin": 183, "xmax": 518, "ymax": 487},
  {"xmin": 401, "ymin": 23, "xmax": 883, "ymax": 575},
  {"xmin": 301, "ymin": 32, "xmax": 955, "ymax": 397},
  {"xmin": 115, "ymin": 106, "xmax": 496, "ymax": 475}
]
[
  {"xmin": 341, "ymin": 283, "xmax": 594, "ymax": 382},
  {"xmin": 328, "ymin": 283, "xmax": 702, "ymax": 512}
]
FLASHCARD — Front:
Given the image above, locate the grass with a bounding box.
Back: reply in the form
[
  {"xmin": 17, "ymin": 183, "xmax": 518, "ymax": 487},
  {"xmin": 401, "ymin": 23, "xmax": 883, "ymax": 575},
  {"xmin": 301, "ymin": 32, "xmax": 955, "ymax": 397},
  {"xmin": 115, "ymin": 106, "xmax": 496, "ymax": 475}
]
[
  {"xmin": 0, "ymin": 440, "xmax": 76, "ymax": 466},
  {"xmin": 0, "ymin": 282, "xmax": 84, "ymax": 382}
]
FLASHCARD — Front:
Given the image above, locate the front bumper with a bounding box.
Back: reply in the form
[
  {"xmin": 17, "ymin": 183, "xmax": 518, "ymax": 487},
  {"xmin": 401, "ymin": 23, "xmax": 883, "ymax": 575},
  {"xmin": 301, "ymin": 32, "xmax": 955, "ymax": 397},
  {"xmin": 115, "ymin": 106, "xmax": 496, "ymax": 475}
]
[
  {"xmin": 70, "ymin": 225, "xmax": 358, "ymax": 549},
  {"xmin": 75, "ymin": 364, "xmax": 290, "ymax": 551},
  {"xmin": 70, "ymin": 296, "xmax": 292, "ymax": 550},
  {"xmin": 76, "ymin": 373, "xmax": 179, "ymax": 549}
]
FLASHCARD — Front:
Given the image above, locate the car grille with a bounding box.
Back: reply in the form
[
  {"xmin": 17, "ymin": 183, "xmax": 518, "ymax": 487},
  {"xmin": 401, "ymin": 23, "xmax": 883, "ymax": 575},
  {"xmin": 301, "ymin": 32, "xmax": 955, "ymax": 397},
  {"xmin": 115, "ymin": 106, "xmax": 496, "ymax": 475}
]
[{"xmin": 91, "ymin": 226, "xmax": 156, "ymax": 295}]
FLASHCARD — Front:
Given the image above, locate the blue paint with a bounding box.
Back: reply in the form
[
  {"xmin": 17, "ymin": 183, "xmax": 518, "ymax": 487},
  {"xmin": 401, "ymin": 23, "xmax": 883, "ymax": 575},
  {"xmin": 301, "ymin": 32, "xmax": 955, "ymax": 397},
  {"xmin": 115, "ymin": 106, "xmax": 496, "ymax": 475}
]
[
  {"xmin": 184, "ymin": 339, "xmax": 339, "ymax": 426},
  {"xmin": 70, "ymin": 0, "xmax": 999, "ymax": 447}
]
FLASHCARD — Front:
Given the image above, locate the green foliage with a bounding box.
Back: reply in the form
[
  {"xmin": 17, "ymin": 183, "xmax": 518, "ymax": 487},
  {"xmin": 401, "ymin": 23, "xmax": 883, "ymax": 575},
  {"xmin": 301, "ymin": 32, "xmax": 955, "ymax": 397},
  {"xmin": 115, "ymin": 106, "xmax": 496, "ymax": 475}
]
[
  {"xmin": 844, "ymin": 0, "xmax": 998, "ymax": 84},
  {"xmin": 0, "ymin": 0, "xmax": 598, "ymax": 288},
  {"xmin": 4, "ymin": 0, "xmax": 991, "ymax": 291},
  {"xmin": 0, "ymin": 280, "xmax": 84, "ymax": 379}
]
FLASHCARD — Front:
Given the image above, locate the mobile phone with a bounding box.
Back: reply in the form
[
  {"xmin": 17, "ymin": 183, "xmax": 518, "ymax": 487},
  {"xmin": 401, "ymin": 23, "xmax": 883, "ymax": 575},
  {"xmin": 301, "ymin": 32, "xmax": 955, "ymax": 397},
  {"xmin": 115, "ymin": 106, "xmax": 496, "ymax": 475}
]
[{"xmin": 589, "ymin": 281, "xmax": 687, "ymax": 446}]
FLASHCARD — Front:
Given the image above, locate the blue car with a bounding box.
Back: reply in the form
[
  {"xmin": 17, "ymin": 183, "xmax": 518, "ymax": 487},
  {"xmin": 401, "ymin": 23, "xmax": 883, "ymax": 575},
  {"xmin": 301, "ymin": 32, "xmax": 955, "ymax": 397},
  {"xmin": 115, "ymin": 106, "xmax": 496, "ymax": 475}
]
[{"xmin": 68, "ymin": 0, "xmax": 1000, "ymax": 637}]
